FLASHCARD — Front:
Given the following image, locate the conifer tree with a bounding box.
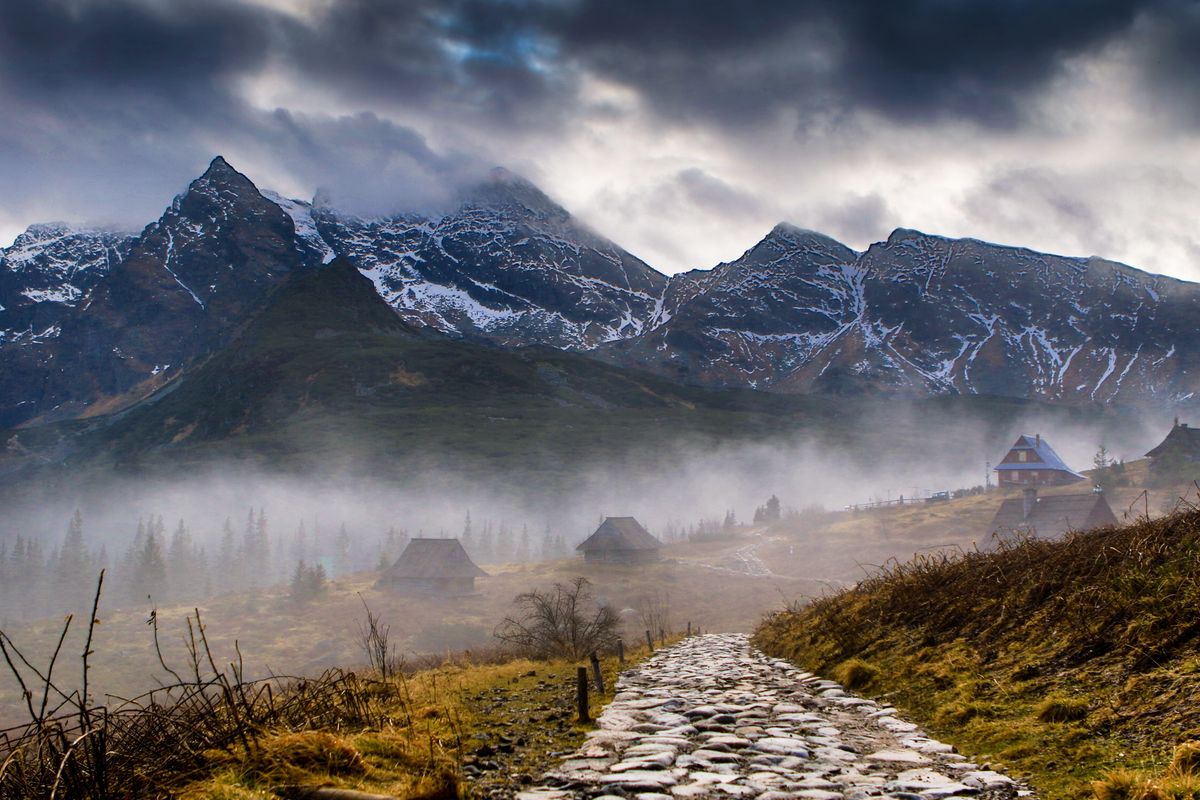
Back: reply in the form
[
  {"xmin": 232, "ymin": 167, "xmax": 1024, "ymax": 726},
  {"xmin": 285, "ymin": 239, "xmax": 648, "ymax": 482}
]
[
  {"xmin": 461, "ymin": 512, "xmax": 474, "ymax": 554},
  {"xmin": 217, "ymin": 517, "xmax": 237, "ymax": 593},
  {"xmin": 477, "ymin": 521, "xmax": 493, "ymax": 564},
  {"xmin": 334, "ymin": 523, "xmax": 351, "ymax": 575},
  {"xmin": 516, "ymin": 525, "xmax": 530, "ymax": 562},
  {"xmin": 133, "ymin": 528, "xmax": 167, "ymax": 604}
]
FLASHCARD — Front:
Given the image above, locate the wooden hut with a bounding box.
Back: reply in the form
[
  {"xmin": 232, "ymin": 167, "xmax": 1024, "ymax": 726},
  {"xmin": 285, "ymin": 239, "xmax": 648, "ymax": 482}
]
[
  {"xmin": 993, "ymin": 434, "xmax": 1086, "ymax": 487},
  {"xmin": 1145, "ymin": 419, "xmax": 1200, "ymax": 477},
  {"xmin": 986, "ymin": 488, "xmax": 1117, "ymax": 548},
  {"xmin": 576, "ymin": 517, "xmax": 662, "ymax": 564},
  {"xmin": 377, "ymin": 538, "xmax": 487, "ymax": 595}
]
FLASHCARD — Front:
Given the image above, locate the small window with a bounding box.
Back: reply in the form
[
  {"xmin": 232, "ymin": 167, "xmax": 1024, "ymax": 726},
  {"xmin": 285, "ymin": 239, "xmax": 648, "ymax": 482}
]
[{"xmin": 1017, "ymin": 451, "xmax": 1027, "ymax": 462}]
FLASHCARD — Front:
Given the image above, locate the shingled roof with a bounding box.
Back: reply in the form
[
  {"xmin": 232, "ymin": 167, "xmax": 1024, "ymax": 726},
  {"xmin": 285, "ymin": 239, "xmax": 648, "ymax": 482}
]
[
  {"xmin": 382, "ymin": 538, "xmax": 487, "ymax": 579},
  {"xmin": 576, "ymin": 517, "xmax": 661, "ymax": 553},
  {"xmin": 989, "ymin": 492, "xmax": 1117, "ymax": 541},
  {"xmin": 994, "ymin": 434, "xmax": 1085, "ymax": 479},
  {"xmin": 1146, "ymin": 421, "xmax": 1200, "ymax": 459}
]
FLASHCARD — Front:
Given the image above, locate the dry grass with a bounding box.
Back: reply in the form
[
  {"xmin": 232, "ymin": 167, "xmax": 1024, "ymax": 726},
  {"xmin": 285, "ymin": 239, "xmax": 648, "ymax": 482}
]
[
  {"xmin": 0, "ymin": 584, "xmax": 656, "ymax": 799},
  {"xmin": 1035, "ymin": 696, "xmax": 1090, "ymax": 723},
  {"xmin": 1092, "ymin": 742, "xmax": 1200, "ymax": 799}
]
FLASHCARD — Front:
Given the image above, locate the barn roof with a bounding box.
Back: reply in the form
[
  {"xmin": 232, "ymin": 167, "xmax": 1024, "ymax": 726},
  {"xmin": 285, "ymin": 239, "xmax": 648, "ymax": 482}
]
[
  {"xmin": 989, "ymin": 492, "xmax": 1117, "ymax": 540},
  {"xmin": 382, "ymin": 538, "xmax": 487, "ymax": 579},
  {"xmin": 576, "ymin": 517, "xmax": 661, "ymax": 553},
  {"xmin": 994, "ymin": 434, "xmax": 1085, "ymax": 479},
  {"xmin": 1146, "ymin": 422, "xmax": 1200, "ymax": 459}
]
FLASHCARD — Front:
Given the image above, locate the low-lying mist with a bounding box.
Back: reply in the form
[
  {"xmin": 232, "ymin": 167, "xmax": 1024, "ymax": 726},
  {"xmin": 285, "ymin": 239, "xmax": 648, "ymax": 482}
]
[
  {"xmin": 0, "ymin": 396, "xmax": 1166, "ymax": 622},
  {"xmin": 0, "ymin": 394, "xmax": 1172, "ymax": 732}
]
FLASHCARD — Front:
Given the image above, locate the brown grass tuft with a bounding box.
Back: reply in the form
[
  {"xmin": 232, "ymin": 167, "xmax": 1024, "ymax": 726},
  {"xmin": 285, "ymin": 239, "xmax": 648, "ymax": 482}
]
[
  {"xmin": 241, "ymin": 731, "xmax": 367, "ymax": 782},
  {"xmin": 1094, "ymin": 770, "xmax": 1151, "ymax": 800},
  {"xmin": 1035, "ymin": 695, "xmax": 1089, "ymax": 723},
  {"xmin": 834, "ymin": 658, "xmax": 879, "ymax": 691},
  {"xmin": 1171, "ymin": 742, "xmax": 1200, "ymax": 779}
]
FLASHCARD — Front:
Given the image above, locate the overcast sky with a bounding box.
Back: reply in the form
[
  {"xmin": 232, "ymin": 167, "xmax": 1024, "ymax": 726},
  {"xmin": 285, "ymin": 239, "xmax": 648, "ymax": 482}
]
[{"xmin": 2, "ymin": 0, "xmax": 1199, "ymax": 278}]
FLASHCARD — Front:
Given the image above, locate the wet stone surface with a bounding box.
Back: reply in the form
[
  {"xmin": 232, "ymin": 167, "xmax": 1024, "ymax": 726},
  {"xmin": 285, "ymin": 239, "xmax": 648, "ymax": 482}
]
[{"xmin": 517, "ymin": 634, "xmax": 1033, "ymax": 800}]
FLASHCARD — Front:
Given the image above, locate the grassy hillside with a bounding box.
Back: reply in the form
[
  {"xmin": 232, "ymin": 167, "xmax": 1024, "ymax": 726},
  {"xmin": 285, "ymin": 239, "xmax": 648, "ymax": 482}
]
[{"xmin": 753, "ymin": 504, "xmax": 1200, "ymax": 799}]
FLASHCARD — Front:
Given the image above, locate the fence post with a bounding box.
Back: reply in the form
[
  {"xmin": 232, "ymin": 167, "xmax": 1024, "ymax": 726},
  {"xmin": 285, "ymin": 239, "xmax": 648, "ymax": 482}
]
[
  {"xmin": 687, "ymin": 621, "xmax": 691, "ymax": 637},
  {"xmin": 645, "ymin": 629, "xmax": 654, "ymax": 652},
  {"xmin": 590, "ymin": 651, "xmax": 606, "ymax": 694},
  {"xmin": 577, "ymin": 666, "xmax": 590, "ymax": 723},
  {"xmin": 617, "ymin": 639, "xmax": 625, "ymax": 665},
  {"xmin": 659, "ymin": 627, "xmax": 665, "ymax": 645}
]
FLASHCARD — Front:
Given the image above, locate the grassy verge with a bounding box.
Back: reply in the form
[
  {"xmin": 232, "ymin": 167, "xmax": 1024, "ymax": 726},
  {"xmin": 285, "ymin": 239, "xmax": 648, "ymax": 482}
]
[
  {"xmin": 0, "ymin": 592, "xmax": 657, "ymax": 799},
  {"xmin": 183, "ymin": 648, "xmax": 645, "ymax": 799},
  {"xmin": 752, "ymin": 507, "xmax": 1200, "ymax": 799}
]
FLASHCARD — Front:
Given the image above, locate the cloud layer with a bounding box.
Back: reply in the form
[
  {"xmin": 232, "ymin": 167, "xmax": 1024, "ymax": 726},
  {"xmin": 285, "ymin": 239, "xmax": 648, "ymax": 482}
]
[{"xmin": 1, "ymin": 0, "xmax": 1198, "ymax": 278}]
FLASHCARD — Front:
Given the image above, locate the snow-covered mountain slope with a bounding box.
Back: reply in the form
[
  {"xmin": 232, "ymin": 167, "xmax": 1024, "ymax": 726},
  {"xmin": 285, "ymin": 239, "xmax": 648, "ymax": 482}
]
[
  {"xmin": 604, "ymin": 226, "xmax": 1200, "ymax": 408},
  {"xmin": 3, "ymin": 154, "xmax": 1200, "ymax": 429},
  {"xmin": 0, "ymin": 224, "xmax": 133, "ymax": 344},
  {"xmin": 0, "ymin": 157, "xmax": 316, "ymax": 427},
  {"xmin": 312, "ymin": 168, "xmax": 667, "ymax": 348}
]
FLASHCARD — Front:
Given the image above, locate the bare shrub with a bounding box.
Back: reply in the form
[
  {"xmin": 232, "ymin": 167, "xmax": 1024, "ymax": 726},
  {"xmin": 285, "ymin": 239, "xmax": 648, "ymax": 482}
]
[
  {"xmin": 0, "ymin": 573, "xmax": 428, "ymax": 799},
  {"xmin": 494, "ymin": 577, "xmax": 620, "ymax": 660},
  {"xmin": 356, "ymin": 596, "xmax": 402, "ymax": 679},
  {"xmin": 635, "ymin": 589, "xmax": 671, "ymax": 639}
]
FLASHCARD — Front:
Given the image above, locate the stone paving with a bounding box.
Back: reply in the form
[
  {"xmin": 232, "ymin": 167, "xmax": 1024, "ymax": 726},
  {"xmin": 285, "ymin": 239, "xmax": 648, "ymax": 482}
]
[{"xmin": 519, "ymin": 634, "xmax": 1031, "ymax": 800}]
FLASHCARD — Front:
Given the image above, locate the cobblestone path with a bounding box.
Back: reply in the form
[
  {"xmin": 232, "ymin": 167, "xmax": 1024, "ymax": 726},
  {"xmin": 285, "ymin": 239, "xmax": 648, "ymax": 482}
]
[{"xmin": 519, "ymin": 633, "xmax": 1031, "ymax": 800}]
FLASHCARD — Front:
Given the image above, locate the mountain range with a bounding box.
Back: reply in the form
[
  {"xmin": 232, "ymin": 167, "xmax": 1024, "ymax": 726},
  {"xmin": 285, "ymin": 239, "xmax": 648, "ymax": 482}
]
[{"xmin": 1, "ymin": 156, "xmax": 1196, "ymax": 435}]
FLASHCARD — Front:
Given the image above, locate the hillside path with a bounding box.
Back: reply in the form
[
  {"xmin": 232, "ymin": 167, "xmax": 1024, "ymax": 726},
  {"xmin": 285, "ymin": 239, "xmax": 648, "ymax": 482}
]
[{"xmin": 518, "ymin": 634, "xmax": 1030, "ymax": 800}]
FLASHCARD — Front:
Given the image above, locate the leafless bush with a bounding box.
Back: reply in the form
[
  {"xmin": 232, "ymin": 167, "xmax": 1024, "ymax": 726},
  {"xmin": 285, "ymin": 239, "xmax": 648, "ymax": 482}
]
[
  {"xmin": 636, "ymin": 589, "xmax": 671, "ymax": 639},
  {"xmin": 494, "ymin": 577, "xmax": 620, "ymax": 660},
  {"xmin": 356, "ymin": 596, "xmax": 402, "ymax": 679},
  {"xmin": 0, "ymin": 572, "xmax": 413, "ymax": 799}
]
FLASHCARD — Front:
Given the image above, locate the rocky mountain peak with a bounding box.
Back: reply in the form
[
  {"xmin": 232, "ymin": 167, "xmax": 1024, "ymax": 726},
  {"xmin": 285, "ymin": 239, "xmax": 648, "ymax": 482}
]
[
  {"xmin": 460, "ymin": 167, "xmax": 569, "ymax": 223},
  {"xmin": 202, "ymin": 155, "xmax": 238, "ymax": 179},
  {"xmin": 759, "ymin": 223, "xmax": 858, "ymax": 260}
]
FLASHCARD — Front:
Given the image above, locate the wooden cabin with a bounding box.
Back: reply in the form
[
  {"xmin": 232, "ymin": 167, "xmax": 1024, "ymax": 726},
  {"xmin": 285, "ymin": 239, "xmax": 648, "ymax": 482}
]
[
  {"xmin": 994, "ymin": 434, "xmax": 1085, "ymax": 487},
  {"xmin": 377, "ymin": 538, "xmax": 487, "ymax": 595},
  {"xmin": 576, "ymin": 517, "xmax": 662, "ymax": 564},
  {"xmin": 1145, "ymin": 419, "xmax": 1200, "ymax": 477},
  {"xmin": 986, "ymin": 487, "xmax": 1117, "ymax": 548}
]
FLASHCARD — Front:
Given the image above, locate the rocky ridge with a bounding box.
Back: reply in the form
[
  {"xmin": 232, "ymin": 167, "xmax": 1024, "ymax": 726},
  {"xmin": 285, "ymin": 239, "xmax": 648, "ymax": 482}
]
[
  {"xmin": 605, "ymin": 229, "xmax": 1200, "ymax": 407},
  {"xmin": 311, "ymin": 168, "xmax": 667, "ymax": 349},
  {"xmin": 0, "ymin": 157, "xmax": 315, "ymax": 426},
  {"xmin": 521, "ymin": 634, "xmax": 1028, "ymax": 800},
  {"xmin": 0, "ymin": 223, "xmax": 133, "ymax": 345},
  {"xmin": 4, "ymin": 155, "xmax": 1200, "ymax": 429}
]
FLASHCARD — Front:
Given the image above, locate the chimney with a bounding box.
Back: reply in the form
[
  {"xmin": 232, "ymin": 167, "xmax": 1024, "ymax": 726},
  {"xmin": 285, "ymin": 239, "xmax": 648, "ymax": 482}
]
[
  {"xmin": 1175, "ymin": 416, "xmax": 1180, "ymax": 427},
  {"xmin": 1022, "ymin": 488, "xmax": 1037, "ymax": 520},
  {"xmin": 1035, "ymin": 433, "xmax": 1040, "ymax": 448}
]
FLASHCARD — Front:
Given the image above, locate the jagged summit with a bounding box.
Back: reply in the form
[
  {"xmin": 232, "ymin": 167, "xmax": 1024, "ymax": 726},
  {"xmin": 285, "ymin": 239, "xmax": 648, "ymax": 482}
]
[
  {"xmin": 311, "ymin": 165, "xmax": 667, "ymax": 350},
  {"xmin": 761, "ymin": 223, "xmax": 858, "ymax": 257},
  {"xmin": 5, "ymin": 155, "xmax": 1200, "ymax": 429},
  {"xmin": 458, "ymin": 166, "xmax": 568, "ymax": 221},
  {"xmin": 203, "ymin": 154, "xmax": 238, "ymax": 177}
]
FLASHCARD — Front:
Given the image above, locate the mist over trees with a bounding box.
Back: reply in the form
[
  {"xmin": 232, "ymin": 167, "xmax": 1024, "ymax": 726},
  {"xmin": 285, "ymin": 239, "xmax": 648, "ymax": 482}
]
[{"xmin": 0, "ymin": 505, "xmax": 610, "ymax": 624}]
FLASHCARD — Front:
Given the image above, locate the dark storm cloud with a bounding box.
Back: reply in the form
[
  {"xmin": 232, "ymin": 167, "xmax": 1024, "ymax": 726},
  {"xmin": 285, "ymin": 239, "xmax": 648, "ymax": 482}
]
[
  {"xmin": 2, "ymin": 0, "xmax": 1200, "ymax": 268},
  {"xmin": 1126, "ymin": 0, "xmax": 1200, "ymax": 121},
  {"xmin": 0, "ymin": 0, "xmax": 276, "ymax": 107},
  {"xmin": 527, "ymin": 0, "xmax": 1152, "ymax": 127},
  {"xmin": 0, "ymin": 0, "xmax": 1192, "ymax": 153}
]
